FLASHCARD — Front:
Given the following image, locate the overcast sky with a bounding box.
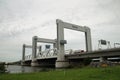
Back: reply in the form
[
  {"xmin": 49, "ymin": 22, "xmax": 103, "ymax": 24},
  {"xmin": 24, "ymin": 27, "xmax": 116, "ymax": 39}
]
[{"xmin": 0, "ymin": 0, "xmax": 120, "ymax": 62}]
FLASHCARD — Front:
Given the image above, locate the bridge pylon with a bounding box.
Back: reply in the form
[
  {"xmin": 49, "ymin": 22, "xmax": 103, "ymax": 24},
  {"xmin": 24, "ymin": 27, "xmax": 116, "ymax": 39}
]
[{"xmin": 55, "ymin": 19, "xmax": 92, "ymax": 68}]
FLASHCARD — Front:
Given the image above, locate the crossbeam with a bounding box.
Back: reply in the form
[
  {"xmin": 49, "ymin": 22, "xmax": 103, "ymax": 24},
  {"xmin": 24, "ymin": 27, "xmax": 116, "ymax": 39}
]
[
  {"xmin": 37, "ymin": 38, "xmax": 56, "ymax": 43},
  {"xmin": 57, "ymin": 19, "xmax": 86, "ymax": 32},
  {"xmin": 24, "ymin": 44, "xmax": 40, "ymax": 48}
]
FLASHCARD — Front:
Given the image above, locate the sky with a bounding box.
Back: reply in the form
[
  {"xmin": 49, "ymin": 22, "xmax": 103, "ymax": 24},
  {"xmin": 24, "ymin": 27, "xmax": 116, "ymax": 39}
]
[{"xmin": 0, "ymin": 0, "xmax": 120, "ymax": 62}]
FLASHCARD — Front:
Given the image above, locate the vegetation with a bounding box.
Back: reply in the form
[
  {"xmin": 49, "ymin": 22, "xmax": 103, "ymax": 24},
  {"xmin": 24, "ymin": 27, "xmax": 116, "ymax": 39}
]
[
  {"xmin": 0, "ymin": 62, "xmax": 6, "ymax": 73},
  {"xmin": 0, "ymin": 66, "xmax": 120, "ymax": 80}
]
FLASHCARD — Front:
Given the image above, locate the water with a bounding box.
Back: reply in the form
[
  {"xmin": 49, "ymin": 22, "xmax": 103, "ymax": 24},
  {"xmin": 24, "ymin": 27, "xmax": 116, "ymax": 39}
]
[{"xmin": 6, "ymin": 65, "xmax": 52, "ymax": 73}]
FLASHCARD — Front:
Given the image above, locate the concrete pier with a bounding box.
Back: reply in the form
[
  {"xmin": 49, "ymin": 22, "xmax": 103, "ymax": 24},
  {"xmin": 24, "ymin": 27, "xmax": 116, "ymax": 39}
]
[
  {"xmin": 31, "ymin": 59, "xmax": 39, "ymax": 67},
  {"xmin": 55, "ymin": 60, "xmax": 69, "ymax": 68}
]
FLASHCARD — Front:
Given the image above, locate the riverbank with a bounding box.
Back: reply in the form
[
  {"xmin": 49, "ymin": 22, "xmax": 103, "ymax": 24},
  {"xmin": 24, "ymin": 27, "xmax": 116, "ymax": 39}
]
[{"xmin": 0, "ymin": 66, "xmax": 120, "ymax": 80}]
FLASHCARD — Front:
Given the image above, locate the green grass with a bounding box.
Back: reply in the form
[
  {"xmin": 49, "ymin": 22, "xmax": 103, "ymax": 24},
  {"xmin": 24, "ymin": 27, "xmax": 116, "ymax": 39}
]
[{"xmin": 0, "ymin": 66, "xmax": 120, "ymax": 80}]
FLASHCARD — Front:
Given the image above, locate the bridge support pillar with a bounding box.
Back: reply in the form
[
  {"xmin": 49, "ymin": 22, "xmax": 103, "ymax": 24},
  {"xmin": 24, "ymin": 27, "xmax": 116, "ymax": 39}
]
[
  {"xmin": 55, "ymin": 20, "xmax": 69, "ymax": 68},
  {"xmin": 21, "ymin": 44, "xmax": 26, "ymax": 66},
  {"xmin": 56, "ymin": 60, "xmax": 69, "ymax": 68},
  {"xmin": 31, "ymin": 59, "xmax": 39, "ymax": 67},
  {"xmin": 31, "ymin": 36, "xmax": 39, "ymax": 67}
]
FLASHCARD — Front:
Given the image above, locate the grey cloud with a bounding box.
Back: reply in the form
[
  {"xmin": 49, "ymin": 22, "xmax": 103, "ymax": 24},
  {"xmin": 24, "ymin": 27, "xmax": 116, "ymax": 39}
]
[{"xmin": 0, "ymin": 0, "xmax": 120, "ymax": 62}]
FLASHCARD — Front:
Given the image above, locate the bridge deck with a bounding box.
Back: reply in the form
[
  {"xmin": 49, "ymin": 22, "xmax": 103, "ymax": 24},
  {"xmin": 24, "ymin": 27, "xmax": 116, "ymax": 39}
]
[
  {"xmin": 24, "ymin": 48, "xmax": 120, "ymax": 61},
  {"xmin": 65, "ymin": 48, "xmax": 120, "ymax": 59}
]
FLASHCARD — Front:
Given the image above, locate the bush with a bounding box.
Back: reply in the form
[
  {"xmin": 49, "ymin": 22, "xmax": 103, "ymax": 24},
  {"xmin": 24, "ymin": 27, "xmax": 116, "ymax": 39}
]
[{"xmin": 0, "ymin": 62, "xmax": 6, "ymax": 73}]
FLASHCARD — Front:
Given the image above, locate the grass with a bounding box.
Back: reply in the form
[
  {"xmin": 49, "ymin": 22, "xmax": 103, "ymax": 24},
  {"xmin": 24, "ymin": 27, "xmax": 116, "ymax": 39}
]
[{"xmin": 0, "ymin": 66, "xmax": 120, "ymax": 80}]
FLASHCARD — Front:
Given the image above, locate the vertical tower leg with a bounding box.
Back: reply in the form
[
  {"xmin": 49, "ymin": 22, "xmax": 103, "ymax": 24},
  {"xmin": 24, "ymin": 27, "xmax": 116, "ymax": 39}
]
[
  {"xmin": 31, "ymin": 36, "xmax": 39, "ymax": 67},
  {"xmin": 85, "ymin": 27, "xmax": 92, "ymax": 52},
  {"xmin": 55, "ymin": 20, "xmax": 69, "ymax": 68},
  {"xmin": 21, "ymin": 44, "xmax": 26, "ymax": 66},
  {"xmin": 53, "ymin": 39, "xmax": 57, "ymax": 49}
]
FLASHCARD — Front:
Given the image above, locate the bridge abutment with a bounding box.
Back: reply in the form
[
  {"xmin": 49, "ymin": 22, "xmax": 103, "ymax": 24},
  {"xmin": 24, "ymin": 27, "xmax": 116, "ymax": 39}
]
[
  {"xmin": 31, "ymin": 59, "xmax": 40, "ymax": 67},
  {"xmin": 55, "ymin": 60, "xmax": 69, "ymax": 68}
]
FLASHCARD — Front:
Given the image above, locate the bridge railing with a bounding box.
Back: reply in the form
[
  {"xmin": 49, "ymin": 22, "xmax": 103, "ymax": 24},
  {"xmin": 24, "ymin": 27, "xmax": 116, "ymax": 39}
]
[
  {"xmin": 24, "ymin": 49, "xmax": 82, "ymax": 60},
  {"xmin": 37, "ymin": 48, "xmax": 58, "ymax": 58}
]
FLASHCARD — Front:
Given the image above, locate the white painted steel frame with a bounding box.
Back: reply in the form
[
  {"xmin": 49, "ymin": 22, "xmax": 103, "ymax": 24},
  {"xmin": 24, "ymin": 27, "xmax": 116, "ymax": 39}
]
[{"xmin": 56, "ymin": 19, "xmax": 92, "ymax": 62}]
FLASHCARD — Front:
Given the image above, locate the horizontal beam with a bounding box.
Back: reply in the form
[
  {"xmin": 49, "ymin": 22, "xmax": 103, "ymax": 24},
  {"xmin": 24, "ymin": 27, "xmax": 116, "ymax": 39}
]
[
  {"xmin": 25, "ymin": 45, "xmax": 32, "ymax": 48},
  {"xmin": 57, "ymin": 19, "xmax": 87, "ymax": 32},
  {"xmin": 24, "ymin": 45, "xmax": 40, "ymax": 48},
  {"xmin": 37, "ymin": 38, "xmax": 56, "ymax": 43}
]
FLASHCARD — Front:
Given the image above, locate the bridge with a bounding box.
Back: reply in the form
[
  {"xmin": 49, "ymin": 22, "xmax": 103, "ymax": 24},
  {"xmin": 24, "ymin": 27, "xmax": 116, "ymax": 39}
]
[
  {"xmin": 66, "ymin": 48, "xmax": 120, "ymax": 59},
  {"xmin": 22, "ymin": 46, "xmax": 120, "ymax": 67},
  {"xmin": 21, "ymin": 19, "xmax": 120, "ymax": 68}
]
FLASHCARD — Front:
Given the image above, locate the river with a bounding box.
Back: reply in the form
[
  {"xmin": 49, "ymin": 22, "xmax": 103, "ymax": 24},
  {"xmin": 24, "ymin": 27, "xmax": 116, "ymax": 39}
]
[{"xmin": 6, "ymin": 65, "xmax": 53, "ymax": 73}]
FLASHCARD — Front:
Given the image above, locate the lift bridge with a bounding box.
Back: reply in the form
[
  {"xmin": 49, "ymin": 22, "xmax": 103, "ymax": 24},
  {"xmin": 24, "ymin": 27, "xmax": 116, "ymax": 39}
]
[
  {"xmin": 21, "ymin": 19, "xmax": 120, "ymax": 68},
  {"xmin": 24, "ymin": 48, "xmax": 73, "ymax": 61},
  {"xmin": 25, "ymin": 48, "xmax": 57, "ymax": 61}
]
